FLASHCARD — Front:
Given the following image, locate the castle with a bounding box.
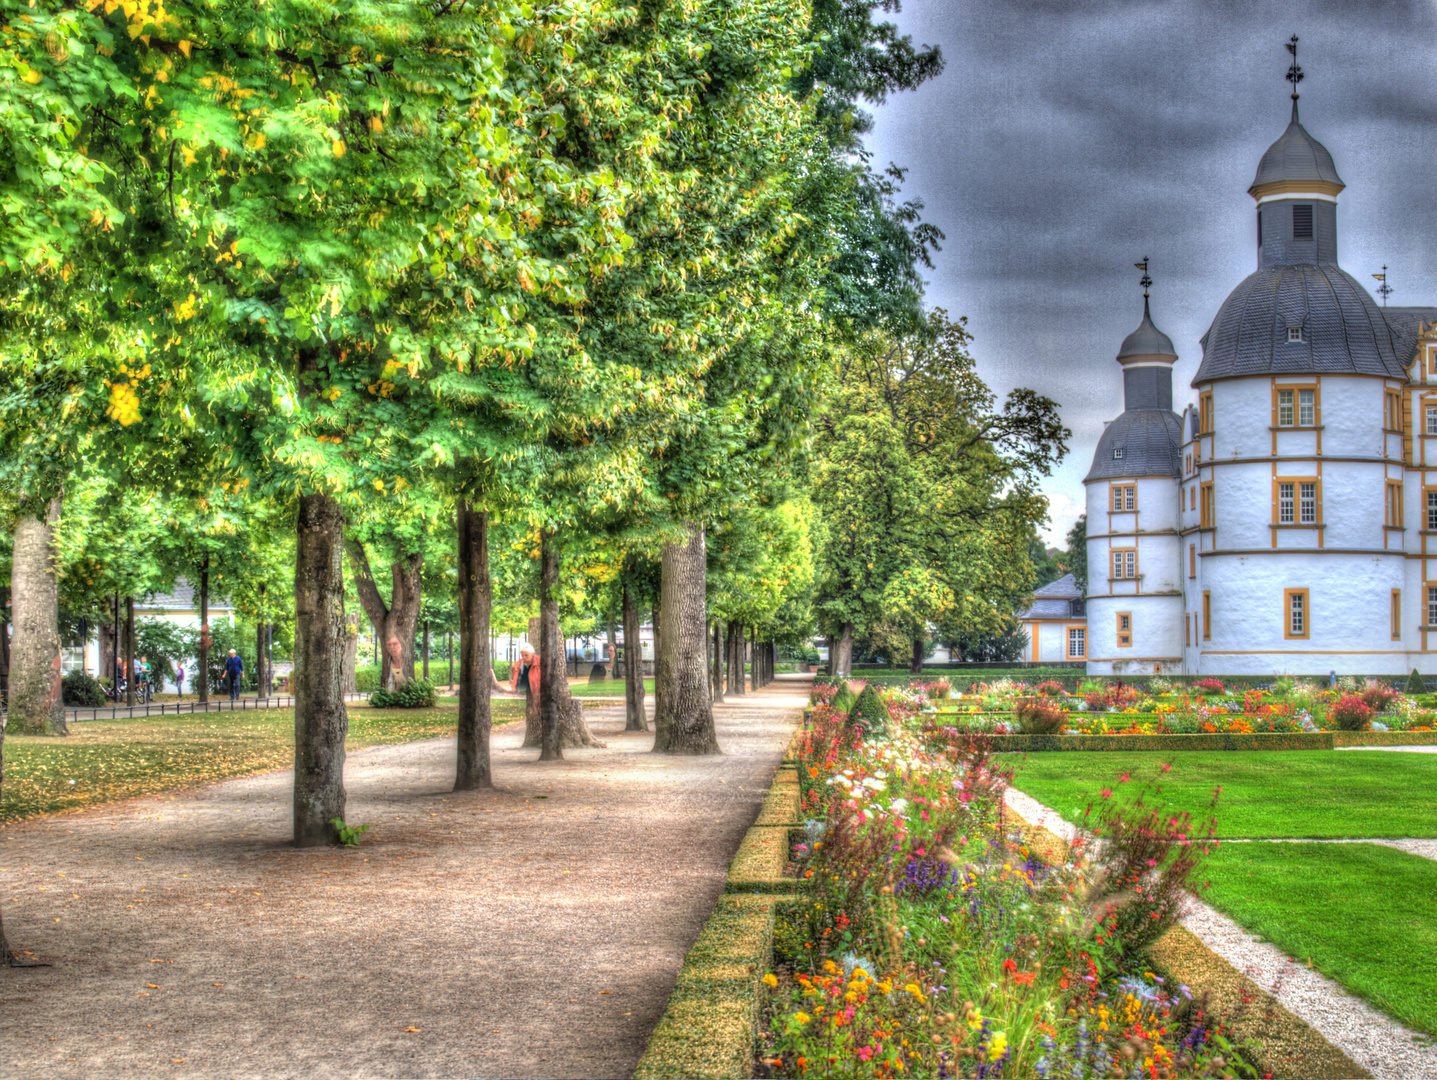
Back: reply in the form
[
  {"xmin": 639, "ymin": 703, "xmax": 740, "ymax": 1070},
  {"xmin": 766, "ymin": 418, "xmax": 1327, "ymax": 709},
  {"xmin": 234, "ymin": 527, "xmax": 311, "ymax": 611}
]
[{"xmin": 1063, "ymin": 78, "xmax": 1437, "ymax": 676}]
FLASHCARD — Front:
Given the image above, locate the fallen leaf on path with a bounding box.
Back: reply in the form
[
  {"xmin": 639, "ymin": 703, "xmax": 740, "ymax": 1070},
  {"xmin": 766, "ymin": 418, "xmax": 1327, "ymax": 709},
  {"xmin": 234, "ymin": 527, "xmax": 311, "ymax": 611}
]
[
  {"xmin": 212, "ymin": 983, "xmax": 225, "ymax": 987},
  {"xmin": 146, "ymin": 983, "xmax": 160, "ymax": 988},
  {"xmin": 600, "ymin": 990, "xmax": 612, "ymax": 994},
  {"xmin": 403, "ymin": 1027, "xmax": 421, "ymax": 1033}
]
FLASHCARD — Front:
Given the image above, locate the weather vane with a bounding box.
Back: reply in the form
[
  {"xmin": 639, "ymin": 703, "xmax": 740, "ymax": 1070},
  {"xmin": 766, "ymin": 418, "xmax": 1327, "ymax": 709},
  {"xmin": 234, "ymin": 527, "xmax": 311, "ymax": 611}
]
[
  {"xmin": 1135, "ymin": 258, "xmax": 1152, "ymax": 297},
  {"xmin": 1286, "ymin": 35, "xmax": 1303, "ymax": 114},
  {"xmin": 1373, "ymin": 266, "xmax": 1393, "ymax": 307}
]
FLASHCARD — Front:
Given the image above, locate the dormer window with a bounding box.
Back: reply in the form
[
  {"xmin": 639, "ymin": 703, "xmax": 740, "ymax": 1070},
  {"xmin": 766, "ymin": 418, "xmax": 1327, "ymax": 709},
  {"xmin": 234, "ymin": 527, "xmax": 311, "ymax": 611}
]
[
  {"xmin": 1292, "ymin": 204, "xmax": 1314, "ymax": 240},
  {"xmin": 1113, "ymin": 447, "xmax": 1124, "ymax": 460},
  {"xmin": 1287, "ymin": 326, "xmax": 1304, "ymax": 343}
]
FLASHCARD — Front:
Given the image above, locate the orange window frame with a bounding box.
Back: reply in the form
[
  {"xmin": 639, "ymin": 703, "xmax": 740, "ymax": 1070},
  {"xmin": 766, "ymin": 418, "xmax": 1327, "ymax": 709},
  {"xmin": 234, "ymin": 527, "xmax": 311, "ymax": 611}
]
[
  {"xmin": 1272, "ymin": 382, "xmax": 1320, "ymax": 428},
  {"xmin": 1284, "ymin": 588, "xmax": 1310, "ymax": 640},
  {"xmin": 1116, "ymin": 612, "xmax": 1132, "ymax": 648},
  {"xmin": 1202, "ymin": 591, "xmax": 1211, "ymax": 640}
]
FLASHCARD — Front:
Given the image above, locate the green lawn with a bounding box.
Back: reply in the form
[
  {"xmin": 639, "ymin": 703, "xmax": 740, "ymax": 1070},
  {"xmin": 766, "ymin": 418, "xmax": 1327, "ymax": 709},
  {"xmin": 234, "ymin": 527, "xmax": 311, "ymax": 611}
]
[
  {"xmin": 569, "ymin": 678, "xmax": 653, "ymax": 698},
  {"xmin": 1002, "ymin": 750, "xmax": 1437, "ymax": 838},
  {"xmin": 1203, "ymin": 842, "xmax": 1437, "ymax": 1036},
  {"xmin": 1, "ymin": 699, "xmax": 526, "ymax": 823}
]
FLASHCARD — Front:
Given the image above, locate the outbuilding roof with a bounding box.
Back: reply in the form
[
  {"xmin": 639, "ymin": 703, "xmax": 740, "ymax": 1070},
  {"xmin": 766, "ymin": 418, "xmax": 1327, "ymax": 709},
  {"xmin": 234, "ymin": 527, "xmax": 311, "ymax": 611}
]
[
  {"xmin": 1382, "ymin": 307, "xmax": 1437, "ymax": 369},
  {"xmin": 136, "ymin": 577, "xmax": 234, "ymax": 612},
  {"xmin": 1017, "ymin": 574, "xmax": 1085, "ymax": 621}
]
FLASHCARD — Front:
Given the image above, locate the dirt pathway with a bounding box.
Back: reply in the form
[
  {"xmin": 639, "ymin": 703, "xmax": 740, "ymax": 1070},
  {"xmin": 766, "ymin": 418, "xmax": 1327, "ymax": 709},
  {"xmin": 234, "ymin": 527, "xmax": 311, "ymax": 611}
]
[{"xmin": 0, "ymin": 682, "xmax": 809, "ymax": 1080}]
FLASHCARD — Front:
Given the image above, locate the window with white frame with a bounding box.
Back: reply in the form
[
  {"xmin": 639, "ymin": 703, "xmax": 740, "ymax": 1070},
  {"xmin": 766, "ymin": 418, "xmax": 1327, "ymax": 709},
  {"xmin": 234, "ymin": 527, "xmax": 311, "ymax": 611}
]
[
  {"xmin": 1299, "ymin": 389, "xmax": 1315, "ymax": 426},
  {"xmin": 1067, "ymin": 626, "xmax": 1085, "ymax": 659},
  {"xmin": 1278, "ymin": 482, "xmax": 1295, "ymax": 523},
  {"xmin": 1427, "ymin": 405, "xmax": 1437, "ymax": 436},
  {"xmin": 1285, "ymin": 588, "xmax": 1309, "ymax": 639},
  {"xmin": 1429, "ymin": 586, "xmax": 1437, "ymax": 628},
  {"xmin": 1287, "ymin": 326, "xmax": 1304, "ymax": 342},
  {"xmin": 1111, "ymin": 549, "xmax": 1136, "ymax": 579},
  {"xmin": 1278, "ymin": 389, "xmax": 1294, "ymax": 426},
  {"xmin": 1110, "ymin": 484, "xmax": 1135, "ymax": 512},
  {"xmin": 1300, "ymin": 481, "xmax": 1317, "ymax": 524},
  {"xmin": 1427, "ymin": 489, "xmax": 1437, "ymax": 531}
]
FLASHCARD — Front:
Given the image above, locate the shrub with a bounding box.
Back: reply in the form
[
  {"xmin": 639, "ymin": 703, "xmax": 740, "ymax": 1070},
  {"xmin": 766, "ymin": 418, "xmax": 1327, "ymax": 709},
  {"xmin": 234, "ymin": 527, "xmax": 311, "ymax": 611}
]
[
  {"xmin": 1083, "ymin": 690, "xmax": 1108, "ymax": 712},
  {"xmin": 847, "ymin": 684, "xmax": 890, "ymax": 739},
  {"xmin": 927, "ymin": 678, "xmax": 951, "ymax": 700},
  {"xmin": 1360, "ymin": 680, "xmax": 1397, "ymax": 712},
  {"xmin": 1329, "ymin": 693, "xmax": 1373, "ymax": 731},
  {"xmin": 1406, "ymin": 668, "xmax": 1427, "ymax": 695},
  {"xmin": 354, "ymin": 665, "xmax": 382, "ymax": 693},
  {"xmin": 1014, "ymin": 697, "xmax": 1066, "ymax": 734},
  {"xmin": 61, "ymin": 671, "xmax": 106, "ymax": 707},
  {"xmin": 1077, "ymin": 678, "xmax": 1105, "ymax": 696},
  {"xmin": 370, "ymin": 678, "xmax": 437, "ymax": 709},
  {"xmin": 1194, "ymin": 677, "xmax": 1225, "ymax": 695},
  {"xmin": 832, "ymin": 679, "xmax": 857, "ymax": 714},
  {"xmin": 1035, "ymin": 679, "xmax": 1066, "ymax": 697}
]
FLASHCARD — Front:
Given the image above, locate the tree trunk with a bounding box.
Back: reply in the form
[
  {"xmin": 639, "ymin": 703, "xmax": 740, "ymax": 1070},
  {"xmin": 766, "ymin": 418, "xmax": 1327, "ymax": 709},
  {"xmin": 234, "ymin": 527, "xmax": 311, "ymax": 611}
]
[
  {"xmin": 8, "ymin": 499, "xmax": 66, "ymax": 735},
  {"xmin": 341, "ymin": 609, "xmax": 358, "ymax": 694},
  {"xmin": 455, "ymin": 502, "xmax": 493, "ymax": 790},
  {"xmin": 538, "ymin": 529, "xmax": 564, "ymax": 761},
  {"xmin": 124, "ymin": 597, "xmax": 135, "ymax": 707},
  {"xmin": 256, "ymin": 619, "xmax": 267, "ymax": 698},
  {"xmin": 198, "ymin": 560, "xmax": 210, "ymax": 704},
  {"xmin": 422, "ymin": 620, "xmax": 430, "ymax": 682},
  {"xmin": 605, "ymin": 620, "xmax": 617, "ymax": 680},
  {"xmin": 345, "ymin": 539, "xmax": 422, "ymax": 691},
  {"xmin": 910, "ymin": 636, "xmax": 924, "ymax": 675},
  {"xmin": 834, "ymin": 622, "xmax": 854, "ymax": 678},
  {"xmin": 653, "ymin": 523, "xmax": 719, "ymax": 754},
  {"xmin": 712, "ymin": 619, "xmax": 725, "ymax": 704},
  {"xmin": 293, "ymin": 492, "xmax": 348, "ymax": 847},
  {"xmin": 622, "ymin": 578, "xmax": 648, "ymax": 732}
]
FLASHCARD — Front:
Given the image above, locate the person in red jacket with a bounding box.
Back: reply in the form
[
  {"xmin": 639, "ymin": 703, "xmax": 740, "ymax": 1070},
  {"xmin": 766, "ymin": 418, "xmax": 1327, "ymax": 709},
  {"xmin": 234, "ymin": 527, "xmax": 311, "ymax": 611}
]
[{"xmin": 496, "ymin": 643, "xmax": 541, "ymax": 735}]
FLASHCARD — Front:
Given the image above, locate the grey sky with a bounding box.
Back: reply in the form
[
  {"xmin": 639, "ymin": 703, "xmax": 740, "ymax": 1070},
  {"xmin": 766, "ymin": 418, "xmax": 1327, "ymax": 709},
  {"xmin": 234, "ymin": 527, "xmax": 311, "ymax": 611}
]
[{"xmin": 866, "ymin": 0, "xmax": 1437, "ymax": 545}]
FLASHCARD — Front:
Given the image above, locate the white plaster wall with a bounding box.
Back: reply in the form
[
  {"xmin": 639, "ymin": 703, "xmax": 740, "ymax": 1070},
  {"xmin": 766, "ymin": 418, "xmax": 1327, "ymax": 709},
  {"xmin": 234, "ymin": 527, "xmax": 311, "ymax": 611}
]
[
  {"xmin": 1320, "ymin": 460, "xmax": 1390, "ymax": 549},
  {"xmin": 1198, "ymin": 552, "xmax": 1406, "ymax": 675},
  {"xmin": 1032, "ymin": 622, "xmax": 1078, "ymax": 663},
  {"xmin": 1085, "ymin": 595, "xmax": 1186, "ymax": 676},
  {"xmin": 1207, "ymin": 461, "xmax": 1273, "ymax": 550},
  {"xmin": 1211, "ymin": 379, "xmax": 1269, "ymax": 459},
  {"xmin": 1320, "ymin": 377, "xmax": 1384, "ymax": 457}
]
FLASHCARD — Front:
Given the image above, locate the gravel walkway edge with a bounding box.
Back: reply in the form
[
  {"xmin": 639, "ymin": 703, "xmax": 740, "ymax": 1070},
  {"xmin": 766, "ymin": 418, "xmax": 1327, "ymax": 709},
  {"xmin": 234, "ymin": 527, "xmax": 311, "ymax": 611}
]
[{"xmin": 1002, "ymin": 788, "xmax": 1437, "ymax": 1080}]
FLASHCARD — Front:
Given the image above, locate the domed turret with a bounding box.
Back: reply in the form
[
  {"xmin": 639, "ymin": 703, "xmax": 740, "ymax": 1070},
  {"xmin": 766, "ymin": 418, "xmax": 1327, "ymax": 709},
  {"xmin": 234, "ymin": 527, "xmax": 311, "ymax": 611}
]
[
  {"xmin": 1249, "ymin": 107, "xmax": 1344, "ymax": 198},
  {"xmin": 1118, "ymin": 296, "xmax": 1178, "ymax": 361}
]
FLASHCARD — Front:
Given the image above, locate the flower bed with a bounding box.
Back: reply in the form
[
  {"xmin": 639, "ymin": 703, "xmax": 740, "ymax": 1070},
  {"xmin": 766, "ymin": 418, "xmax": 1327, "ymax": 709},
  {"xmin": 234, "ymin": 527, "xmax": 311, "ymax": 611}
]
[{"xmin": 757, "ymin": 692, "xmax": 1258, "ymax": 1077}]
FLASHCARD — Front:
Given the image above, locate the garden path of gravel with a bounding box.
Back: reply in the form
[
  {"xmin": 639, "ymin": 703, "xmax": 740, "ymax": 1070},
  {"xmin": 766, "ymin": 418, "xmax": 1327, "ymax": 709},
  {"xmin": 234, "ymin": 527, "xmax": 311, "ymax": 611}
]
[
  {"xmin": 1003, "ymin": 787, "xmax": 1437, "ymax": 1080},
  {"xmin": 0, "ymin": 680, "xmax": 810, "ymax": 1080}
]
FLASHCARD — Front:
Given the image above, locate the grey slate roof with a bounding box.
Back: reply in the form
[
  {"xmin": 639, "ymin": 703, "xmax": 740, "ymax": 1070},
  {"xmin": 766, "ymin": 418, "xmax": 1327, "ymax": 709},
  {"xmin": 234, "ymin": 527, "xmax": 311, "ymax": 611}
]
[
  {"xmin": 136, "ymin": 577, "xmax": 234, "ymax": 611},
  {"xmin": 1117, "ymin": 298, "xmax": 1177, "ymax": 358},
  {"xmin": 1085, "ymin": 409, "xmax": 1183, "ymax": 481},
  {"xmin": 1032, "ymin": 573, "xmax": 1080, "ymax": 599},
  {"xmin": 1193, "ymin": 264, "xmax": 1406, "ymax": 384},
  {"xmin": 1250, "ymin": 111, "xmax": 1343, "ymax": 191},
  {"xmin": 1018, "ymin": 575, "xmax": 1085, "ymax": 620},
  {"xmin": 1381, "ymin": 307, "xmax": 1437, "ymax": 368}
]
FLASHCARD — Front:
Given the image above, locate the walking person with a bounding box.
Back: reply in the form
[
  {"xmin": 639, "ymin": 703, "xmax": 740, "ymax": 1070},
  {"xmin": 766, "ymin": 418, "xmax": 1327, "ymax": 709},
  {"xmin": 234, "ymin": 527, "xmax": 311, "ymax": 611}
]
[
  {"xmin": 495, "ymin": 642, "xmax": 542, "ymax": 743},
  {"xmin": 175, "ymin": 663, "xmax": 185, "ymax": 699},
  {"xmin": 226, "ymin": 649, "xmax": 244, "ymax": 701}
]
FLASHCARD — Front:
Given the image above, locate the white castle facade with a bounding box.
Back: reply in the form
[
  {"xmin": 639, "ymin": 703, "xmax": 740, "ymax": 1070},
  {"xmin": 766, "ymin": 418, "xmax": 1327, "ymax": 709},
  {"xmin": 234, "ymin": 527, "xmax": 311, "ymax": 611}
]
[{"xmin": 1078, "ymin": 98, "xmax": 1437, "ymax": 677}]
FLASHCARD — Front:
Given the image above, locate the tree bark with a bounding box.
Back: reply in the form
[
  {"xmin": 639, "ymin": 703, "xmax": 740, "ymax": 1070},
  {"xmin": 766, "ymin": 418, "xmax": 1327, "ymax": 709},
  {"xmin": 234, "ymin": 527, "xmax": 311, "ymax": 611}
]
[
  {"xmin": 8, "ymin": 498, "xmax": 66, "ymax": 735},
  {"xmin": 198, "ymin": 560, "xmax": 210, "ymax": 704},
  {"xmin": 455, "ymin": 502, "xmax": 493, "ymax": 790},
  {"xmin": 341, "ymin": 609, "xmax": 358, "ymax": 694},
  {"xmin": 749, "ymin": 625, "xmax": 757, "ymax": 693},
  {"xmin": 446, "ymin": 630, "xmax": 453, "ymax": 689},
  {"xmin": 712, "ymin": 619, "xmax": 725, "ymax": 704},
  {"xmin": 653, "ymin": 523, "xmax": 719, "ymax": 754},
  {"xmin": 293, "ymin": 492, "xmax": 348, "ymax": 847},
  {"xmin": 538, "ymin": 529, "xmax": 564, "ymax": 760},
  {"xmin": 124, "ymin": 597, "xmax": 135, "ymax": 707},
  {"xmin": 833, "ymin": 621, "xmax": 854, "ymax": 678},
  {"xmin": 605, "ymin": 620, "xmax": 617, "ymax": 680},
  {"xmin": 345, "ymin": 538, "xmax": 422, "ymax": 691},
  {"xmin": 256, "ymin": 618, "xmax": 266, "ymax": 698},
  {"xmin": 622, "ymin": 578, "xmax": 648, "ymax": 732},
  {"xmin": 910, "ymin": 636, "xmax": 924, "ymax": 675}
]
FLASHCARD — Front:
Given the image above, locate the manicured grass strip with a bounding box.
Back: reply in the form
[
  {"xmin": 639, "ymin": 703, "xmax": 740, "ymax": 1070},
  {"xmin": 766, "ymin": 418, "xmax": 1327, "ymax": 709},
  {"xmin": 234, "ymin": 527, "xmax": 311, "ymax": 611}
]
[
  {"xmin": 569, "ymin": 678, "xmax": 654, "ymax": 698},
  {"xmin": 1, "ymin": 700, "xmax": 526, "ymax": 822},
  {"xmin": 1001, "ymin": 750, "xmax": 1437, "ymax": 838},
  {"xmin": 1203, "ymin": 842, "xmax": 1437, "ymax": 1037}
]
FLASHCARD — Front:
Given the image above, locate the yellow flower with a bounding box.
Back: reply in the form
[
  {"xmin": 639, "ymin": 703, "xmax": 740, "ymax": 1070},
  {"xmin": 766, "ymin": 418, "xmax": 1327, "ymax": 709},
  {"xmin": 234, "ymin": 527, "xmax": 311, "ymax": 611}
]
[
  {"xmin": 988, "ymin": 1032, "xmax": 1008, "ymax": 1059},
  {"xmin": 762, "ymin": 973, "xmax": 777, "ymax": 989},
  {"xmin": 795, "ymin": 1012, "xmax": 811, "ymax": 1025}
]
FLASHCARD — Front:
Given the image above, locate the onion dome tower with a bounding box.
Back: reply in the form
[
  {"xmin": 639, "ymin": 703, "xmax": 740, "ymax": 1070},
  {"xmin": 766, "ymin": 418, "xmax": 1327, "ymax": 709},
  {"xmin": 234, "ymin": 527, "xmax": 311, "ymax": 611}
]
[
  {"xmin": 1087, "ymin": 264, "xmax": 1182, "ymax": 483},
  {"xmin": 1194, "ymin": 37, "xmax": 1404, "ymax": 382}
]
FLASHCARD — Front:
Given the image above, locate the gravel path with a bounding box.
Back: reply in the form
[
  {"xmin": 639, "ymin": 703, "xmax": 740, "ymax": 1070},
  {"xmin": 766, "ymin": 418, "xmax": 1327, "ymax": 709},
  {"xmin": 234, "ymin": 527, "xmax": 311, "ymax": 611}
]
[
  {"xmin": 0, "ymin": 684, "xmax": 808, "ymax": 1080},
  {"xmin": 1003, "ymin": 788, "xmax": 1437, "ymax": 1080}
]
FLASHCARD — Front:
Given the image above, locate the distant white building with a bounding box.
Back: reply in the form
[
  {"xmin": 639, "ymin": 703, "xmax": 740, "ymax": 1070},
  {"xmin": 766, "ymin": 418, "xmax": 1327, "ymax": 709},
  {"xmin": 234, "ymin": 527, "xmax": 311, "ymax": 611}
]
[
  {"xmin": 1015, "ymin": 574, "xmax": 1087, "ymax": 664},
  {"xmin": 1081, "ymin": 93, "xmax": 1437, "ymax": 676}
]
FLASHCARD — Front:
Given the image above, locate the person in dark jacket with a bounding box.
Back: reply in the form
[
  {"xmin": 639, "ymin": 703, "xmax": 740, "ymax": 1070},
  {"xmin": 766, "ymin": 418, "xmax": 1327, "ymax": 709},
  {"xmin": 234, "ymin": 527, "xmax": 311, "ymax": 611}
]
[{"xmin": 226, "ymin": 650, "xmax": 244, "ymax": 701}]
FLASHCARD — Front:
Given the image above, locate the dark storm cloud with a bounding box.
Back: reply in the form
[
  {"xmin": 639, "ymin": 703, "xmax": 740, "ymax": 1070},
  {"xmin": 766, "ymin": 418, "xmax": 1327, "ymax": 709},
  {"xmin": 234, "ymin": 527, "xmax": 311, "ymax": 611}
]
[{"xmin": 867, "ymin": 0, "xmax": 1437, "ymax": 541}]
